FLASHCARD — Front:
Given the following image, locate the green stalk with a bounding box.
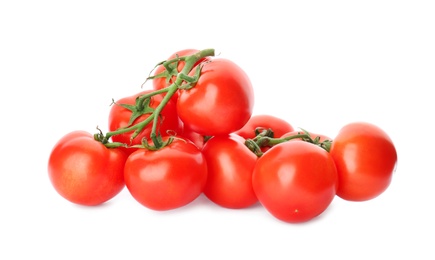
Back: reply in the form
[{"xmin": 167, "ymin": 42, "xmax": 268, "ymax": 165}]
[{"xmin": 245, "ymin": 131, "xmax": 332, "ymax": 157}]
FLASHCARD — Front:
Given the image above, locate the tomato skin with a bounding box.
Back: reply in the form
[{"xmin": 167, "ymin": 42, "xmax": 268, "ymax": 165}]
[
  {"xmin": 235, "ymin": 114, "xmax": 294, "ymax": 140},
  {"xmin": 108, "ymin": 90, "xmax": 181, "ymax": 155},
  {"xmin": 330, "ymin": 122, "xmax": 397, "ymax": 201},
  {"xmin": 252, "ymin": 141, "xmax": 338, "ymax": 223},
  {"xmin": 179, "ymin": 122, "xmax": 206, "ymax": 150},
  {"xmin": 177, "ymin": 58, "xmax": 254, "ymax": 136},
  {"xmin": 201, "ymin": 134, "xmax": 258, "ymax": 209},
  {"xmin": 48, "ymin": 131, "xmax": 127, "ymax": 206},
  {"xmin": 124, "ymin": 138, "xmax": 208, "ymax": 211}
]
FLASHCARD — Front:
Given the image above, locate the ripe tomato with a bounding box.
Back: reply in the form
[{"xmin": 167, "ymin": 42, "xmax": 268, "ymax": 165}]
[
  {"xmin": 201, "ymin": 134, "xmax": 258, "ymax": 209},
  {"xmin": 48, "ymin": 131, "xmax": 127, "ymax": 206},
  {"xmin": 152, "ymin": 48, "xmax": 209, "ymax": 101},
  {"xmin": 330, "ymin": 122, "xmax": 397, "ymax": 201},
  {"xmin": 252, "ymin": 141, "xmax": 338, "ymax": 223},
  {"xmin": 235, "ymin": 114, "xmax": 294, "ymax": 140},
  {"xmin": 124, "ymin": 137, "xmax": 208, "ymax": 211},
  {"xmin": 178, "ymin": 122, "xmax": 206, "ymax": 150},
  {"xmin": 108, "ymin": 90, "xmax": 181, "ymax": 155},
  {"xmin": 177, "ymin": 58, "xmax": 254, "ymax": 136}
]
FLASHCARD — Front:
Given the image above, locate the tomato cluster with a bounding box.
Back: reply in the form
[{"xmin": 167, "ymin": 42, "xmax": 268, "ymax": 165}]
[{"xmin": 48, "ymin": 48, "xmax": 398, "ymax": 223}]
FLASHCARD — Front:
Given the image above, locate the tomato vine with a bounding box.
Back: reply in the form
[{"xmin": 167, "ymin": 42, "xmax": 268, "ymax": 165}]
[
  {"xmin": 94, "ymin": 48, "xmax": 215, "ymax": 149},
  {"xmin": 245, "ymin": 128, "xmax": 333, "ymax": 157}
]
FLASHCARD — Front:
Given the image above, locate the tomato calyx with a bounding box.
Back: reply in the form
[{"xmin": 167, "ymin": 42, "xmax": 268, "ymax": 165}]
[
  {"xmin": 244, "ymin": 127, "xmax": 275, "ymax": 156},
  {"xmin": 96, "ymin": 48, "xmax": 215, "ymax": 150},
  {"xmin": 136, "ymin": 135, "xmax": 175, "ymax": 151},
  {"xmin": 145, "ymin": 56, "xmax": 182, "ymax": 86},
  {"xmin": 111, "ymin": 95, "xmax": 156, "ymax": 127},
  {"xmin": 245, "ymin": 128, "xmax": 333, "ymax": 156}
]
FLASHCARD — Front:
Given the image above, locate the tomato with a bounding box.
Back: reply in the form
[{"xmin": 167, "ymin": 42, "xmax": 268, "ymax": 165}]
[
  {"xmin": 48, "ymin": 131, "xmax": 127, "ymax": 206},
  {"xmin": 235, "ymin": 114, "xmax": 294, "ymax": 140},
  {"xmin": 252, "ymin": 141, "xmax": 338, "ymax": 223},
  {"xmin": 152, "ymin": 48, "xmax": 208, "ymax": 101},
  {"xmin": 330, "ymin": 122, "xmax": 397, "ymax": 201},
  {"xmin": 201, "ymin": 134, "xmax": 258, "ymax": 209},
  {"xmin": 178, "ymin": 122, "xmax": 206, "ymax": 150},
  {"xmin": 177, "ymin": 58, "xmax": 254, "ymax": 136},
  {"xmin": 108, "ymin": 90, "xmax": 182, "ymax": 155},
  {"xmin": 124, "ymin": 137, "xmax": 208, "ymax": 211}
]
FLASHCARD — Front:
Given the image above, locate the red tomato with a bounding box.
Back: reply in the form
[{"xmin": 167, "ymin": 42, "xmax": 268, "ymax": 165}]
[
  {"xmin": 235, "ymin": 114, "xmax": 294, "ymax": 140},
  {"xmin": 178, "ymin": 122, "xmax": 206, "ymax": 150},
  {"xmin": 108, "ymin": 90, "xmax": 181, "ymax": 155},
  {"xmin": 152, "ymin": 49, "xmax": 208, "ymax": 101},
  {"xmin": 201, "ymin": 134, "xmax": 258, "ymax": 209},
  {"xmin": 124, "ymin": 138, "xmax": 208, "ymax": 211},
  {"xmin": 330, "ymin": 122, "xmax": 397, "ymax": 201},
  {"xmin": 252, "ymin": 141, "xmax": 338, "ymax": 223},
  {"xmin": 48, "ymin": 131, "xmax": 127, "ymax": 206},
  {"xmin": 177, "ymin": 58, "xmax": 254, "ymax": 136}
]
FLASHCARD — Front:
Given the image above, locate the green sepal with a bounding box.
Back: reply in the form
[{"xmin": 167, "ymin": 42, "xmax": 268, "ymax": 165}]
[{"xmin": 112, "ymin": 96, "xmax": 155, "ymax": 128}]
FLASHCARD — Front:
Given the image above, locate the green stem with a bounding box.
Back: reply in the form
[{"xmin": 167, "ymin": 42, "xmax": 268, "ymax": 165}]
[
  {"xmin": 150, "ymin": 85, "xmax": 178, "ymax": 147},
  {"xmin": 248, "ymin": 133, "xmax": 310, "ymax": 152},
  {"xmin": 136, "ymin": 87, "xmax": 169, "ymax": 102},
  {"xmin": 245, "ymin": 131, "xmax": 332, "ymax": 157},
  {"xmin": 265, "ymin": 133, "xmax": 311, "ymax": 146},
  {"xmin": 104, "ymin": 113, "xmax": 156, "ymax": 141}
]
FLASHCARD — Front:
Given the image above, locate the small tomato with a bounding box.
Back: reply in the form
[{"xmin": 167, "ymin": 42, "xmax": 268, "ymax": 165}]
[
  {"xmin": 201, "ymin": 134, "xmax": 258, "ymax": 209},
  {"xmin": 330, "ymin": 122, "xmax": 397, "ymax": 201}
]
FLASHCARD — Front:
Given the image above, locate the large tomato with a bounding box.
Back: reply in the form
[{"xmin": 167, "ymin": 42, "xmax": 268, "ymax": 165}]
[
  {"xmin": 330, "ymin": 122, "xmax": 397, "ymax": 201},
  {"xmin": 235, "ymin": 114, "xmax": 294, "ymax": 140},
  {"xmin": 177, "ymin": 58, "xmax": 254, "ymax": 136},
  {"xmin": 108, "ymin": 90, "xmax": 181, "ymax": 155},
  {"xmin": 252, "ymin": 141, "xmax": 338, "ymax": 223},
  {"xmin": 124, "ymin": 137, "xmax": 208, "ymax": 211},
  {"xmin": 201, "ymin": 134, "xmax": 258, "ymax": 209},
  {"xmin": 48, "ymin": 131, "xmax": 127, "ymax": 206}
]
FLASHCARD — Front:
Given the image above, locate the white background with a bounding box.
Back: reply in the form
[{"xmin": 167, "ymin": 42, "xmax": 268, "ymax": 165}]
[{"xmin": 1, "ymin": 0, "xmax": 434, "ymax": 259}]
